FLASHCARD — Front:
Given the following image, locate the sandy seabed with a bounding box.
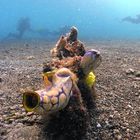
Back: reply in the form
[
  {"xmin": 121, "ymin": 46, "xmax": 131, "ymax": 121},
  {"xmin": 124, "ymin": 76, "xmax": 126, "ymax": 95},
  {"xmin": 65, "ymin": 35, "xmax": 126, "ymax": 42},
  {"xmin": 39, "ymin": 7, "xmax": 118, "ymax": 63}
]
[{"xmin": 0, "ymin": 40, "xmax": 140, "ymax": 140}]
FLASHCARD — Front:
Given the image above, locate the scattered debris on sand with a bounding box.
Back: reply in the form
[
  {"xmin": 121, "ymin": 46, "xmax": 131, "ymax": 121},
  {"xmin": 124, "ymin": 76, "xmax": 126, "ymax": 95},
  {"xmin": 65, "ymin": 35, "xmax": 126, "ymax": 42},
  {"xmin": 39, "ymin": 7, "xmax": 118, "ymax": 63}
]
[{"xmin": 0, "ymin": 40, "xmax": 139, "ymax": 140}]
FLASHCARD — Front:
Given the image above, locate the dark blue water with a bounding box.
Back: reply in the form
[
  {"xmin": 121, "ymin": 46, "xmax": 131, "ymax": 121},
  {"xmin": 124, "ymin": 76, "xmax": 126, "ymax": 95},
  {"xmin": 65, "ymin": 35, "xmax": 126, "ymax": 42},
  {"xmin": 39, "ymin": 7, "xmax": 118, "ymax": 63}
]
[{"xmin": 0, "ymin": 0, "xmax": 140, "ymax": 41}]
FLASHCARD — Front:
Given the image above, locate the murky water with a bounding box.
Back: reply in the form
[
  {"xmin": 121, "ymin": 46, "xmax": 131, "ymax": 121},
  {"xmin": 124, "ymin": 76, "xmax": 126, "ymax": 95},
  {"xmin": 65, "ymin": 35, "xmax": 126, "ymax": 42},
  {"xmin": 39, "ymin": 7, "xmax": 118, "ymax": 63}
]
[{"xmin": 0, "ymin": 0, "xmax": 140, "ymax": 41}]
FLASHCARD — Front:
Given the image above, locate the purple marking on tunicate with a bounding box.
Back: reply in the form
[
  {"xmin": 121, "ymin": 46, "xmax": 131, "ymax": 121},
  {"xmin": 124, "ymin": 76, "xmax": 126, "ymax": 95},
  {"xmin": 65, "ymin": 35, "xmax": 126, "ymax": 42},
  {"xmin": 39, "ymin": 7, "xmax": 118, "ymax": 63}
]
[
  {"xmin": 58, "ymin": 87, "xmax": 68, "ymax": 106},
  {"xmin": 57, "ymin": 73, "xmax": 70, "ymax": 77},
  {"xmin": 39, "ymin": 95, "xmax": 52, "ymax": 112},
  {"xmin": 47, "ymin": 95, "xmax": 53, "ymax": 98},
  {"xmin": 39, "ymin": 96, "xmax": 47, "ymax": 111},
  {"xmin": 56, "ymin": 98, "xmax": 59, "ymax": 106},
  {"xmin": 40, "ymin": 104, "xmax": 46, "ymax": 112},
  {"xmin": 56, "ymin": 87, "xmax": 66, "ymax": 97},
  {"xmin": 61, "ymin": 87, "xmax": 71, "ymax": 99},
  {"xmin": 84, "ymin": 50, "xmax": 99, "ymax": 57},
  {"xmin": 46, "ymin": 87, "xmax": 51, "ymax": 91},
  {"xmin": 40, "ymin": 95, "xmax": 44, "ymax": 104},
  {"xmin": 40, "ymin": 91, "xmax": 45, "ymax": 97},
  {"xmin": 87, "ymin": 50, "xmax": 96, "ymax": 53},
  {"xmin": 65, "ymin": 80, "xmax": 72, "ymax": 88},
  {"xmin": 84, "ymin": 51, "xmax": 92, "ymax": 56}
]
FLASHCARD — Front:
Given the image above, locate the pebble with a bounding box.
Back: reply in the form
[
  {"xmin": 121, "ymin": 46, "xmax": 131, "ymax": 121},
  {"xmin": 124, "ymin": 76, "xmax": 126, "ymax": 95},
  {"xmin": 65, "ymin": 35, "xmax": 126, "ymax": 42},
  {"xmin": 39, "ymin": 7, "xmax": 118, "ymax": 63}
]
[
  {"xmin": 19, "ymin": 104, "xmax": 23, "ymax": 108},
  {"xmin": 126, "ymin": 128, "xmax": 130, "ymax": 132},
  {"xmin": 135, "ymin": 93, "xmax": 139, "ymax": 96},
  {"xmin": 27, "ymin": 56, "xmax": 35, "ymax": 60},
  {"xmin": 113, "ymin": 129, "xmax": 120, "ymax": 134},
  {"xmin": 3, "ymin": 114, "xmax": 8, "ymax": 118},
  {"xmin": 26, "ymin": 112, "xmax": 33, "ymax": 116},
  {"xmin": 26, "ymin": 75, "xmax": 30, "ymax": 78},
  {"xmin": 14, "ymin": 112, "xmax": 21, "ymax": 117},
  {"xmin": 116, "ymin": 135, "xmax": 122, "ymax": 140},
  {"xmin": 124, "ymin": 122, "xmax": 129, "ymax": 126},
  {"xmin": 10, "ymin": 105, "xmax": 17, "ymax": 110},
  {"xmin": 22, "ymin": 112, "xmax": 26, "ymax": 116},
  {"xmin": 109, "ymin": 115, "xmax": 113, "ymax": 119},
  {"xmin": 22, "ymin": 108, "xmax": 25, "ymax": 112},
  {"xmin": 105, "ymin": 120, "xmax": 109, "ymax": 125},
  {"xmin": 127, "ymin": 104, "xmax": 133, "ymax": 109},
  {"xmin": 121, "ymin": 126, "xmax": 126, "ymax": 130},
  {"xmin": 97, "ymin": 123, "xmax": 102, "ymax": 128},
  {"xmin": 30, "ymin": 115, "xmax": 37, "ymax": 121}
]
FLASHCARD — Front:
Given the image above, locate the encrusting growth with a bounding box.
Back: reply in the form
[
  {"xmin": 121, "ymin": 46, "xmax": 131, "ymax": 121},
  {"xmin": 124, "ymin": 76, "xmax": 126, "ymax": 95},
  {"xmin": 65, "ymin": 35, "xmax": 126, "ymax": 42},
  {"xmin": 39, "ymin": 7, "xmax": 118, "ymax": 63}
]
[{"xmin": 22, "ymin": 26, "xmax": 102, "ymax": 139}]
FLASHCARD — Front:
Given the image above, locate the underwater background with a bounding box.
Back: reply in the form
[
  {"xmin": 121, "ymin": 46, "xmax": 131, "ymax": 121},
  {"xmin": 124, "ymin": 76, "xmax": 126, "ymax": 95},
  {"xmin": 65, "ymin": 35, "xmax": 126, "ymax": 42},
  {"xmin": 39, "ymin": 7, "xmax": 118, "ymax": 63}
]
[
  {"xmin": 0, "ymin": 0, "xmax": 140, "ymax": 41},
  {"xmin": 0, "ymin": 1, "xmax": 140, "ymax": 140}
]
